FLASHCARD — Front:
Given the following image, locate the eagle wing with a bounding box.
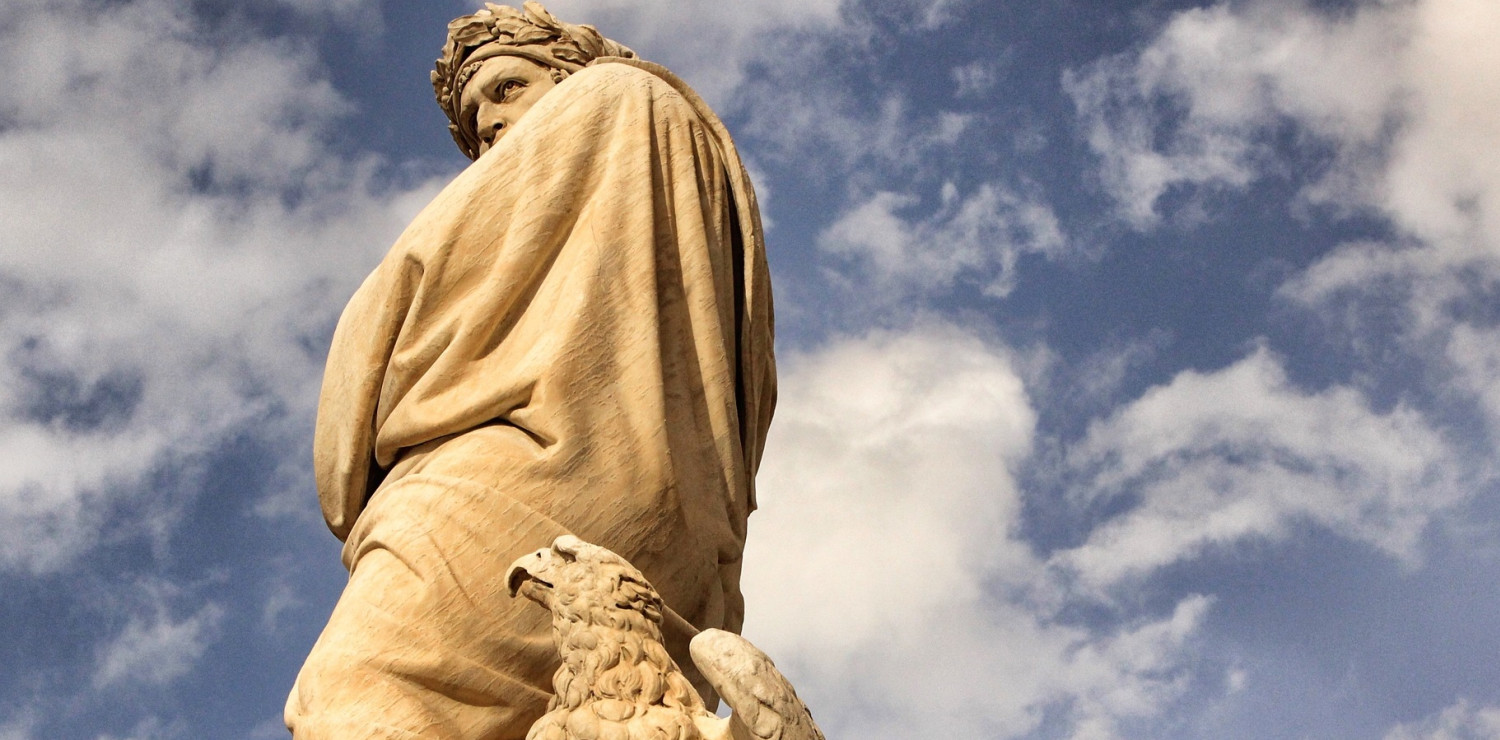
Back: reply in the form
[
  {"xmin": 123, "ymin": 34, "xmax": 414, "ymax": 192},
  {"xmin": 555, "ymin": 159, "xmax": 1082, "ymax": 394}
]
[{"xmin": 688, "ymin": 629, "xmax": 825, "ymax": 740}]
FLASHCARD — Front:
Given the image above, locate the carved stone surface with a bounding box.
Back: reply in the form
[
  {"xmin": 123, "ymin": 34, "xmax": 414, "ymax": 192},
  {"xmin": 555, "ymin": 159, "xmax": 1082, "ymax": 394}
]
[
  {"xmin": 285, "ymin": 4, "xmax": 776, "ymax": 737},
  {"xmin": 508, "ymin": 536, "xmax": 824, "ymax": 740}
]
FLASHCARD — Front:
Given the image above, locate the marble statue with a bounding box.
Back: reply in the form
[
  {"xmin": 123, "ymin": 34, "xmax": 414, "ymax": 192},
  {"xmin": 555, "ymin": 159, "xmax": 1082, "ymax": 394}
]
[
  {"xmin": 507, "ymin": 535, "xmax": 823, "ymax": 740},
  {"xmin": 284, "ymin": 3, "xmax": 776, "ymax": 737}
]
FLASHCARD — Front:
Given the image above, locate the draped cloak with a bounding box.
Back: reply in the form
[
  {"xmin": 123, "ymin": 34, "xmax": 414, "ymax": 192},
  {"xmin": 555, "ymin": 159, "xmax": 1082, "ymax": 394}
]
[{"xmin": 292, "ymin": 60, "xmax": 774, "ymax": 736}]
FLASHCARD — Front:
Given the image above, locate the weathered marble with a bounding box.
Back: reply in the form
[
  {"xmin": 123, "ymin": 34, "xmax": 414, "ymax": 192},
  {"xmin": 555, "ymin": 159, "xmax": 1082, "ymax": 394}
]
[
  {"xmin": 508, "ymin": 536, "xmax": 824, "ymax": 740},
  {"xmin": 285, "ymin": 4, "xmax": 775, "ymax": 738}
]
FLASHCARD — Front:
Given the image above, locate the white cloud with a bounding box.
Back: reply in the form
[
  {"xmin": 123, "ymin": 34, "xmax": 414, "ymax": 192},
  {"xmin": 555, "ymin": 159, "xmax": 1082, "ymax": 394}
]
[
  {"xmin": 1064, "ymin": 1, "xmax": 1408, "ymax": 227},
  {"xmin": 1384, "ymin": 699, "xmax": 1500, "ymax": 740},
  {"xmin": 0, "ymin": 0, "xmax": 439, "ymax": 572},
  {"xmin": 742, "ymin": 324, "xmax": 1212, "ymax": 738},
  {"xmin": 1064, "ymin": 0, "xmax": 1500, "ymax": 479},
  {"xmin": 1066, "ymin": 0, "xmax": 1500, "ymax": 243},
  {"xmin": 747, "ymin": 324, "xmax": 1038, "ymax": 632},
  {"xmin": 94, "ymin": 600, "xmax": 225, "ymax": 688},
  {"xmin": 819, "ymin": 182, "xmax": 1066, "ymax": 300},
  {"xmin": 1054, "ymin": 346, "xmax": 1462, "ymax": 591}
]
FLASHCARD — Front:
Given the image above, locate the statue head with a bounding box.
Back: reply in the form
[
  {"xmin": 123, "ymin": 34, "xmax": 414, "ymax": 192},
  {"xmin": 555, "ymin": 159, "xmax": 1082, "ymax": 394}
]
[{"xmin": 432, "ymin": 1, "xmax": 636, "ymax": 160}]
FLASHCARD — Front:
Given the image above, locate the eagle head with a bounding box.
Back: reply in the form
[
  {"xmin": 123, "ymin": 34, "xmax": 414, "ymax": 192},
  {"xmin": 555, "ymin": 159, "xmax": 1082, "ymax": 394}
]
[
  {"xmin": 506, "ymin": 535, "xmax": 666, "ymax": 629},
  {"xmin": 506, "ymin": 535, "xmax": 704, "ymax": 733}
]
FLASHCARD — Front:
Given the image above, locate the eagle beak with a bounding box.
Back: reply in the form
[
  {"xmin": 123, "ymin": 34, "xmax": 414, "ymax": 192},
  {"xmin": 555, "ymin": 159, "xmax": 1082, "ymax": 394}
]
[
  {"xmin": 507, "ymin": 535, "xmax": 586, "ymax": 605},
  {"xmin": 505, "ymin": 548, "xmax": 554, "ymax": 603}
]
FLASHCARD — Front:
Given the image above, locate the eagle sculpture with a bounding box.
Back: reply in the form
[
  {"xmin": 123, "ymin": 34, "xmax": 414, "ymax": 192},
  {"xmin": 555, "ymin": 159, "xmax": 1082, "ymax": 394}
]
[{"xmin": 506, "ymin": 535, "xmax": 825, "ymax": 740}]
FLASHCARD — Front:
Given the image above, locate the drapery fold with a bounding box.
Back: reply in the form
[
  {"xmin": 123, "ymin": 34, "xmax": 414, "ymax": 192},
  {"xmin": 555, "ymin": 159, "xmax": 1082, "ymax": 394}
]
[{"xmin": 313, "ymin": 58, "xmax": 774, "ymax": 612}]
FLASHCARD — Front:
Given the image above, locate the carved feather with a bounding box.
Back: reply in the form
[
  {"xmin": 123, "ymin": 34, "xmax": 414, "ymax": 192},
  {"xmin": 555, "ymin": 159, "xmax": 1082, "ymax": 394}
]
[{"xmin": 690, "ymin": 630, "xmax": 824, "ymax": 740}]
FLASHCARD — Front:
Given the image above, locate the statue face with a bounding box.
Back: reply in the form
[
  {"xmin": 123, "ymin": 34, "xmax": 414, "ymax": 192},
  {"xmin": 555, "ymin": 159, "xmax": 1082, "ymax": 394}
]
[{"xmin": 461, "ymin": 56, "xmax": 559, "ymax": 156}]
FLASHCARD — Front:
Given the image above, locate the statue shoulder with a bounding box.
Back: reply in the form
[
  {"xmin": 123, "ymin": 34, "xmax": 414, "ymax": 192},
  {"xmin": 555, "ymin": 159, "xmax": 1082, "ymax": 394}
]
[
  {"xmin": 570, "ymin": 58, "xmax": 738, "ymax": 149},
  {"xmin": 562, "ymin": 60, "xmax": 696, "ymax": 112}
]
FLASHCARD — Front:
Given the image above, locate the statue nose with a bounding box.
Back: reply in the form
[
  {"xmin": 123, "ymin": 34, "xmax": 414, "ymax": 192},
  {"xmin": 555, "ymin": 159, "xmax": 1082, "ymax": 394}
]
[{"xmin": 476, "ymin": 104, "xmax": 506, "ymax": 143}]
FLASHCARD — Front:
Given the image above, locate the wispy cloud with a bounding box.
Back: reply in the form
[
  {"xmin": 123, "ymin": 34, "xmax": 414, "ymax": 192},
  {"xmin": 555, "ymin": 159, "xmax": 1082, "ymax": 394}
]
[
  {"xmin": 1053, "ymin": 346, "xmax": 1463, "ymax": 591},
  {"xmin": 94, "ymin": 597, "xmax": 225, "ymax": 688},
  {"xmin": 819, "ymin": 181, "xmax": 1066, "ymax": 302}
]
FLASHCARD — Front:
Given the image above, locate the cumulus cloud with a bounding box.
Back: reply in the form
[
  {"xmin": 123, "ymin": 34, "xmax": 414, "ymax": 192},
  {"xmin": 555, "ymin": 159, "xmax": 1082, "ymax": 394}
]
[
  {"xmin": 1384, "ymin": 699, "xmax": 1500, "ymax": 740},
  {"xmin": 0, "ymin": 0, "xmax": 437, "ymax": 572},
  {"xmin": 1053, "ymin": 347, "xmax": 1462, "ymax": 591},
  {"xmin": 742, "ymin": 325, "xmax": 1211, "ymax": 738},
  {"xmin": 819, "ymin": 182, "xmax": 1066, "ymax": 301}
]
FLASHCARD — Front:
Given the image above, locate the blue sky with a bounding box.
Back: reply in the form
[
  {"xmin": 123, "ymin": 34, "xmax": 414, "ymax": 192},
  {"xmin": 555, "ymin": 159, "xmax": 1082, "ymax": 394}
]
[{"xmin": 3, "ymin": 0, "xmax": 1499, "ymax": 737}]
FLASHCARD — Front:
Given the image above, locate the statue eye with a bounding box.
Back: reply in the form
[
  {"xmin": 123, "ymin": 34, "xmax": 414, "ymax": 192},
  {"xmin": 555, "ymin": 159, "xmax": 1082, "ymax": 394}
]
[{"xmin": 499, "ymin": 80, "xmax": 524, "ymax": 98}]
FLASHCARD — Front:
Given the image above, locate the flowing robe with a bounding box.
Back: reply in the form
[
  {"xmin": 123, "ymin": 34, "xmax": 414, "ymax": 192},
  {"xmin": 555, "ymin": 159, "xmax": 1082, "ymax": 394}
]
[{"xmin": 286, "ymin": 59, "xmax": 775, "ymax": 739}]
